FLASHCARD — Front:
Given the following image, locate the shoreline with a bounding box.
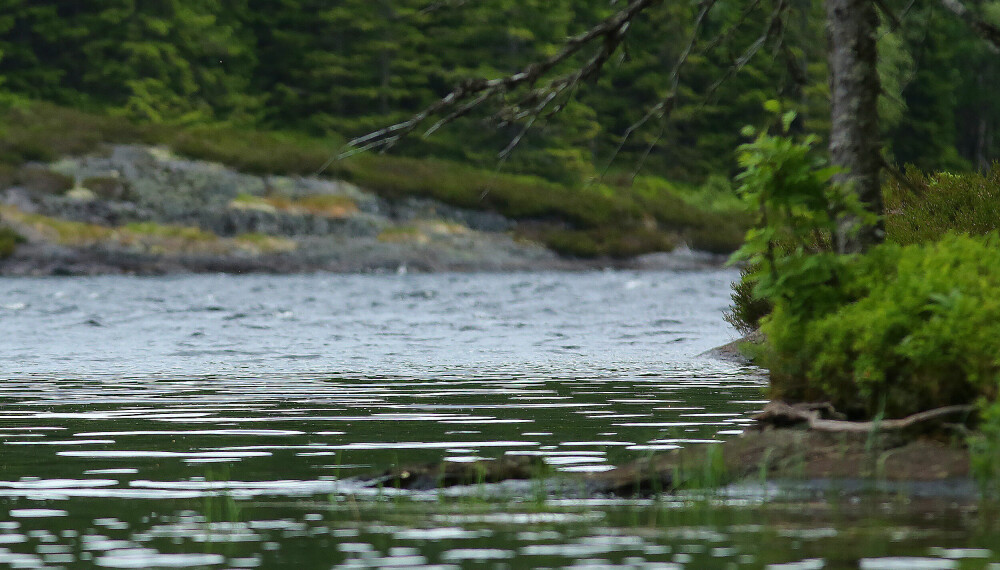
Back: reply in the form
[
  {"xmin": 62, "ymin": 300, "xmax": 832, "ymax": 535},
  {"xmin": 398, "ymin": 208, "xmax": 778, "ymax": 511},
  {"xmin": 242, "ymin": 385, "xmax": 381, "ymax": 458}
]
[
  {"xmin": 361, "ymin": 421, "xmax": 978, "ymax": 500},
  {"xmin": 0, "ymin": 240, "xmax": 730, "ymax": 277},
  {"xmin": 1, "ymin": 144, "xmax": 732, "ymax": 277}
]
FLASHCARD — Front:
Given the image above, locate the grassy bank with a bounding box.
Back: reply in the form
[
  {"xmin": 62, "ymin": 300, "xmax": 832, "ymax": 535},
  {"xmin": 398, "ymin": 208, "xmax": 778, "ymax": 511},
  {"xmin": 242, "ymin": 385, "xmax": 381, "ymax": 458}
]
[{"xmin": 0, "ymin": 99, "xmax": 747, "ymax": 257}]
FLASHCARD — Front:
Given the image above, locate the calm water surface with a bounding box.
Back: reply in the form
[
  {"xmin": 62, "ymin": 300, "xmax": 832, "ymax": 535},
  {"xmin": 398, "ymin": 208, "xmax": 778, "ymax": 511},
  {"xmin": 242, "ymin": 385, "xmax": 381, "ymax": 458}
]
[{"xmin": 1, "ymin": 270, "xmax": 997, "ymax": 569}]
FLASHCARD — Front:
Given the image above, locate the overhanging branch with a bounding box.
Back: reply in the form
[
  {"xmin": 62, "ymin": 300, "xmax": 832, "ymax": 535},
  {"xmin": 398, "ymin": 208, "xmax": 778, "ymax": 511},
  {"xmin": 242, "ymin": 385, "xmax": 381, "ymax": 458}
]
[
  {"xmin": 341, "ymin": 0, "xmax": 663, "ymax": 157},
  {"xmin": 940, "ymin": 0, "xmax": 1000, "ymax": 51}
]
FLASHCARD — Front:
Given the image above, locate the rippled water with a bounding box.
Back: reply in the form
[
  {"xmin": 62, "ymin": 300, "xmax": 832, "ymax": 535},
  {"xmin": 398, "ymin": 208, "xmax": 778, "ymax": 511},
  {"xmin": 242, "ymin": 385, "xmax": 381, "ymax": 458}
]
[{"xmin": 1, "ymin": 270, "xmax": 998, "ymax": 568}]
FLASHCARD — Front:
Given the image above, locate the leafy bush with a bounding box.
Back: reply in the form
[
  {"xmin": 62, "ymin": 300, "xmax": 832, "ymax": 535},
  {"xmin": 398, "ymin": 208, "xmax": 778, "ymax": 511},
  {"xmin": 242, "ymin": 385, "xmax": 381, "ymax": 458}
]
[
  {"xmin": 762, "ymin": 233, "xmax": 1000, "ymax": 419},
  {"xmin": 727, "ymin": 109, "xmax": 1000, "ymax": 420},
  {"xmin": 885, "ymin": 165, "xmax": 1000, "ymax": 245},
  {"xmin": 729, "ymin": 107, "xmax": 873, "ymax": 329}
]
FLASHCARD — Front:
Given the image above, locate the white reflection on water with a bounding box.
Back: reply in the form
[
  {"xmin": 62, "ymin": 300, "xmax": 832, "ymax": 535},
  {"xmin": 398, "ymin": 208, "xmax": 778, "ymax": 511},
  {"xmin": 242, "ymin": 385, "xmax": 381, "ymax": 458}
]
[{"xmin": 2, "ymin": 271, "xmax": 985, "ymax": 567}]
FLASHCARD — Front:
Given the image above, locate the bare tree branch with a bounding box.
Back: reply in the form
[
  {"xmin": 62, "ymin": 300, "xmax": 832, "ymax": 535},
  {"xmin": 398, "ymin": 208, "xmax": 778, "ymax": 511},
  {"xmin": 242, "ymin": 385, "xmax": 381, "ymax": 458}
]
[
  {"xmin": 624, "ymin": 0, "xmax": 788, "ymax": 181},
  {"xmin": 601, "ymin": 0, "xmax": 721, "ymax": 179},
  {"xmin": 340, "ymin": 0, "xmax": 663, "ymax": 157},
  {"xmin": 338, "ymin": 0, "xmax": 795, "ymax": 185},
  {"xmin": 707, "ymin": 0, "xmax": 788, "ymax": 98},
  {"xmin": 418, "ymin": 0, "xmax": 468, "ymax": 16}
]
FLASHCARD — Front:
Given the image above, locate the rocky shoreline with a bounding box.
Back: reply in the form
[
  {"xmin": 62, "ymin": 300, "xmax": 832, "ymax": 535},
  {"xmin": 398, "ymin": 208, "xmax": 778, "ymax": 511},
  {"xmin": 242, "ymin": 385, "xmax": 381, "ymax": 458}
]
[{"xmin": 0, "ymin": 145, "xmax": 727, "ymax": 276}]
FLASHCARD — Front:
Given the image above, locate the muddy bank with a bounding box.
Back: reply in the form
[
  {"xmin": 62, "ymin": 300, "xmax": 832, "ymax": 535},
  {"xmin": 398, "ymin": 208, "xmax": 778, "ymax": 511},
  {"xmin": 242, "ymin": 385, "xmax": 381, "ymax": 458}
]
[
  {"xmin": 0, "ymin": 145, "xmax": 727, "ymax": 276},
  {"xmin": 359, "ymin": 411, "xmax": 976, "ymax": 498},
  {"xmin": 588, "ymin": 427, "xmax": 972, "ymax": 496}
]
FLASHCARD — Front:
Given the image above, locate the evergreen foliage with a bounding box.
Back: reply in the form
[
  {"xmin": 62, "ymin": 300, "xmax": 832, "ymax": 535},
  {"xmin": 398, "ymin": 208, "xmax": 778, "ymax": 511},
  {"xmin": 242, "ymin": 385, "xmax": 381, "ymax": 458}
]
[{"xmin": 1, "ymin": 0, "xmax": 997, "ymax": 182}]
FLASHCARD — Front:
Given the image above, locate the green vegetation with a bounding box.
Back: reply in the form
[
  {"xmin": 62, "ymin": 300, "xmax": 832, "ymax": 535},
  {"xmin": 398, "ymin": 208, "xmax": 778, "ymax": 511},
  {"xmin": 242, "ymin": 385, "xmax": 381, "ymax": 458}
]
[
  {"xmin": 230, "ymin": 194, "xmax": 359, "ymax": 218},
  {"xmin": 232, "ymin": 233, "xmax": 297, "ymax": 254},
  {"xmin": 971, "ymin": 401, "xmax": 1000, "ymax": 492},
  {"xmin": 1, "ymin": 1, "xmax": 997, "ymax": 182},
  {"xmin": 0, "ymin": 225, "xmax": 24, "ymax": 258},
  {"xmin": 1, "ymin": 205, "xmax": 115, "ymax": 244},
  {"xmin": 885, "ymin": 166, "xmax": 1000, "ymax": 245},
  {"xmin": 723, "ymin": 266, "xmax": 771, "ymax": 336},
  {"xmin": 1, "ymin": 1, "xmax": 997, "ymax": 260},
  {"xmin": 0, "ymin": 100, "xmax": 746, "ymax": 257},
  {"xmin": 763, "ymin": 234, "xmax": 1000, "ymax": 419},
  {"xmin": 730, "ymin": 113, "xmax": 1000, "ymax": 429}
]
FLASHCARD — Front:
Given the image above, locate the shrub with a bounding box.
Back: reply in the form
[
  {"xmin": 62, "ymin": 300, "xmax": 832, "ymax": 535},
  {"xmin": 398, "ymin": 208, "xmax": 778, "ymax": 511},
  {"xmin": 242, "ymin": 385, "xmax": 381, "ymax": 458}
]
[
  {"xmin": 82, "ymin": 176, "xmax": 130, "ymax": 200},
  {"xmin": 728, "ymin": 107, "xmax": 872, "ymax": 335},
  {"xmin": 168, "ymin": 126, "xmax": 343, "ymax": 176},
  {"xmin": 762, "ymin": 233, "xmax": 1000, "ymax": 419},
  {"xmin": 727, "ymin": 109, "xmax": 1000, "ymax": 420},
  {"xmin": 533, "ymin": 226, "xmax": 677, "ymax": 259},
  {"xmin": 885, "ymin": 165, "xmax": 1000, "ymax": 245},
  {"xmin": 723, "ymin": 265, "xmax": 772, "ymax": 336}
]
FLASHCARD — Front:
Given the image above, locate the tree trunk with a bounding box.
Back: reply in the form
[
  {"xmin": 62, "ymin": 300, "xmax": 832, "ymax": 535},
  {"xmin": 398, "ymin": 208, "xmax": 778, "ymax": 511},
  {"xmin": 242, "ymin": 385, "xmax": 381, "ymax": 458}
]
[{"xmin": 826, "ymin": 0, "xmax": 883, "ymax": 253}]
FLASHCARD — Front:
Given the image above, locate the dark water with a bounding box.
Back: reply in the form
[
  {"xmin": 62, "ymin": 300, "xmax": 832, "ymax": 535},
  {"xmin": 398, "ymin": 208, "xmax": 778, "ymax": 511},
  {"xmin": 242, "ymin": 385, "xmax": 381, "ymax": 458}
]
[{"xmin": 1, "ymin": 270, "xmax": 998, "ymax": 568}]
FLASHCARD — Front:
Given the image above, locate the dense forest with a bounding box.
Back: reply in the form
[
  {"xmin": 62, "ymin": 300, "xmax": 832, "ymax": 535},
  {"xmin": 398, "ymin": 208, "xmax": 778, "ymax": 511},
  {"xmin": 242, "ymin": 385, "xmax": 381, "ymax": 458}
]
[{"xmin": 1, "ymin": 0, "xmax": 998, "ymax": 185}]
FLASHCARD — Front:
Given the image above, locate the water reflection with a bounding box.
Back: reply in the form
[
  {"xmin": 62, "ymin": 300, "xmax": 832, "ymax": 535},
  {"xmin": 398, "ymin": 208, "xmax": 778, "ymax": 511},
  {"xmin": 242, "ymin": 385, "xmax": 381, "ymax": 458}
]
[{"xmin": 1, "ymin": 270, "xmax": 995, "ymax": 567}]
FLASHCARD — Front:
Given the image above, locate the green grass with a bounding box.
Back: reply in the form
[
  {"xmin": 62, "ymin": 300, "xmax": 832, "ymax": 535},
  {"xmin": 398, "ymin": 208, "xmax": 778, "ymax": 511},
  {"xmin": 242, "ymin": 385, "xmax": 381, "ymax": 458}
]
[{"xmin": 0, "ymin": 99, "xmax": 750, "ymax": 257}]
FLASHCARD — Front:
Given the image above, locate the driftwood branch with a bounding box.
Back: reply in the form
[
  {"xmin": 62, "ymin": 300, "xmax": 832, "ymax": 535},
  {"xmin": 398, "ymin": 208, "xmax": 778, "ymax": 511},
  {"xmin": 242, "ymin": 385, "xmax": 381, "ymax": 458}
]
[{"xmin": 754, "ymin": 400, "xmax": 976, "ymax": 433}]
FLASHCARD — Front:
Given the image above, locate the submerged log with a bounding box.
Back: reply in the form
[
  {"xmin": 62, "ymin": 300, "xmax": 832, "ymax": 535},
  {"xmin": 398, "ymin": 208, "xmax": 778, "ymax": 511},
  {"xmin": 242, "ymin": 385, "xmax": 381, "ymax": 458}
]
[
  {"xmin": 355, "ymin": 403, "xmax": 976, "ymax": 497},
  {"xmin": 363, "ymin": 455, "xmax": 549, "ymax": 491}
]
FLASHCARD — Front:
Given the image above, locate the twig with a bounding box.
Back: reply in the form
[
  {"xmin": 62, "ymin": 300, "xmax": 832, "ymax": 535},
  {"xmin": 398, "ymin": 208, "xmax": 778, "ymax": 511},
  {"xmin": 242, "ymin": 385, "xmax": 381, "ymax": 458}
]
[{"xmin": 341, "ymin": 0, "xmax": 663, "ymax": 154}]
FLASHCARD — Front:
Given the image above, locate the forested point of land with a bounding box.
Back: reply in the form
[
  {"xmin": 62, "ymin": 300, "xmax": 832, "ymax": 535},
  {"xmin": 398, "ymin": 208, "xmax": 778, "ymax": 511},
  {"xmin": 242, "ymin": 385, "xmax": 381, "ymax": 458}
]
[{"xmin": 1, "ymin": 0, "xmax": 998, "ymax": 184}]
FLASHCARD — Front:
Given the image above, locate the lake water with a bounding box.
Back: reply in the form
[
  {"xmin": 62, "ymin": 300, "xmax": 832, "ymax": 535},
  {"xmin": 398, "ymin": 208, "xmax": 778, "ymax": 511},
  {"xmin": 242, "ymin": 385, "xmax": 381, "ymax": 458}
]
[{"xmin": 1, "ymin": 270, "xmax": 998, "ymax": 569}]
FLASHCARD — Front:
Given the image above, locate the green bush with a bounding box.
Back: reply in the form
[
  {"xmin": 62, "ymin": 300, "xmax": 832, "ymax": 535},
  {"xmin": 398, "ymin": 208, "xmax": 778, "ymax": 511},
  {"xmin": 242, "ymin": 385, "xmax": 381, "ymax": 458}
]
[
  {"xmin": 723, "ymin": 265, "xmax": 772, "ymax": 335},
  {"xmin": 729, "ymin": 110, "xmax": 1000, "ymax": 420},
  {"xmin": 885, "ymin": 165, "xmax": 1000, "ymax": 245},
  {"xmin": 762, "ymin": 233, "xmax": 1000, "ymax": 419}
]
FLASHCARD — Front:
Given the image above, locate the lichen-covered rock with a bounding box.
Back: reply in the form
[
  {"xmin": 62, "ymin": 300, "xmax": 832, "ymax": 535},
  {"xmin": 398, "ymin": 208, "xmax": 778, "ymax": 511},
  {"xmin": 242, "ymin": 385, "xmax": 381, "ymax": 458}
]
[{"xmin": 0, "ymin": 144, "xmax": 589, "ymax": 275}]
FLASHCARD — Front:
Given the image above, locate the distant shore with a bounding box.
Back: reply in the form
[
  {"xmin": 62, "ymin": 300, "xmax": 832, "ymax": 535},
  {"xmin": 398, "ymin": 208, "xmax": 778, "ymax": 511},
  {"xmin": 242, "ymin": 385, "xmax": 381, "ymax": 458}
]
[
  {"xmin": 0, "ymin": 145, "xmax": 729, "ymax": 277},
  {"xmin": 0, "ymin": 239, "xmax": 731, "ymax": 277}
]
